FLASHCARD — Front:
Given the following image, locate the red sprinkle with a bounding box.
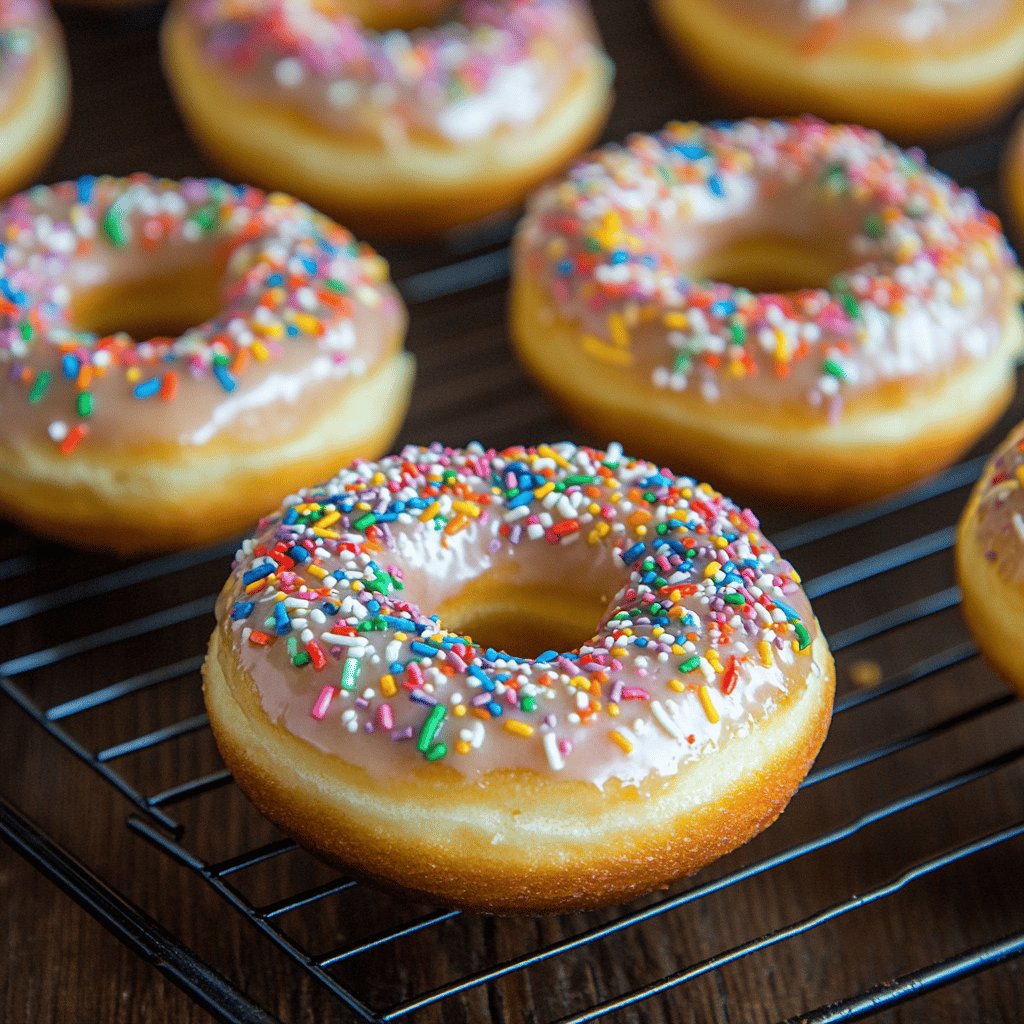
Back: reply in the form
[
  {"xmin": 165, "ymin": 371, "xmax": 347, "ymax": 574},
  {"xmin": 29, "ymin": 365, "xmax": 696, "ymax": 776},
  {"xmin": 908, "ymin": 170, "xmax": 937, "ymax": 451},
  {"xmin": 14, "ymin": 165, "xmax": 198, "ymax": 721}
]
[{"xmin": 58, "ymin": 423, "xmax": 89, "ymax": 455}]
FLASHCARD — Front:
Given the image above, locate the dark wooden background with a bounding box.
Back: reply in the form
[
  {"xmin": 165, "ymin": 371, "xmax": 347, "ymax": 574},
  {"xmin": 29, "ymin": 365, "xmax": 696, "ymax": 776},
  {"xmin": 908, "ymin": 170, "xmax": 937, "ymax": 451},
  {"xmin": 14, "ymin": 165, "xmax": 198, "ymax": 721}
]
[{"xmin": 2, "ymin": 3, "xmax": 1023, "ymax": 1022}]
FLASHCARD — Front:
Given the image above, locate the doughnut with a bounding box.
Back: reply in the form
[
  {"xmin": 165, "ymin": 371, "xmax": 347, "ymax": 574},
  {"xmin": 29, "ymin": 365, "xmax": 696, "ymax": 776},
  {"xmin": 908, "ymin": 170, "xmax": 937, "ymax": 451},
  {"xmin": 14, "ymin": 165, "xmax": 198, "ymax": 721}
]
[
  {"xmin": 510, "ymin": 118, "xmax": 1024, "ymax": 508},
  {"xmin": 0, "ymin": 175, "xmax": 413, "ymax": 555},
  {"xmin": 1005, "ymin": 113, "xmax": 1024, "ymax": 241},
  {"xmin": 161, "ymin": 0, "xmax": 614, "ymax": 238},
  {"xmin": 650, "ymin": 0, "xmax": 1024, "ymax": 143},
  {"xmin": 956, "ymin": 421, "xmax": 1024, "ymax": 699},
  {"xmin": 203, "ymin": 441, "xmax": 835, "ymax": 914},
  {"xmin": 0, "ymin": 0, "xmax": 69, "ymax": 198}
]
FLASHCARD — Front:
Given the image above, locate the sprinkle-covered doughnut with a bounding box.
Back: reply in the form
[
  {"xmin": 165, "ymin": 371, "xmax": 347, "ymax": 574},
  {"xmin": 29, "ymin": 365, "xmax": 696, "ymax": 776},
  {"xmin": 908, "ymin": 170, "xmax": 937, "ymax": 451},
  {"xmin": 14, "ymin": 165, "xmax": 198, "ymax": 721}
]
[
  {"xmin": 957, "ymin": 421, "xmax": 1024, "ymax": 698},
  {"xmin": 0, "ymin": 175, "xmax": 413, "ymax": 553},
  {"xmin": 162, "ymin": 0, "xmax": 614, "ymax": 236},
  {"xmin": 1005, "ymin": 113, "xmax": 1024, "ymax": 240},
  {"xmin": 0, "ymin": 0, "xmax": 68, "ymax": 198},
  {"xmin": 205, "ymin": 441, "xmax": 835, "ymax": 912},
  {"xmin": 651, "ymin": 0, "xmax": 1024, "ymax": 142},
  {"xmin": 511, "ymin": 118, "xmax": 1023, "ymax": 506}
]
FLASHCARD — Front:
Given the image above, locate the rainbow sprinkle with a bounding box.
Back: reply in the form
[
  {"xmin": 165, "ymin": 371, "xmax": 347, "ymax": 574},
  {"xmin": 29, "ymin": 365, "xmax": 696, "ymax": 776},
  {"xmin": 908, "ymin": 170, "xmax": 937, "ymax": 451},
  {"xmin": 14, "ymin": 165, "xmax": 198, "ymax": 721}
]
[
  {"xmin": 224, "ymin": 442, "xmax": 823, "ymax": 790},
  {"xmin": 970, "ymin": 422, "xmax": 1024, "ymax": 586}
]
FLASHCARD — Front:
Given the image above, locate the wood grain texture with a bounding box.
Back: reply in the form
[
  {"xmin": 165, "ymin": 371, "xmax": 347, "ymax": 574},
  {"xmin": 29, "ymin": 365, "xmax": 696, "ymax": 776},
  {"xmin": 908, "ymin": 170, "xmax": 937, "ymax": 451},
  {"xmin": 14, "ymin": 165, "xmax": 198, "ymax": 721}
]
[{"xmin": 2, "ymin": 2, "xmax": 1023, "ymax": 1023}]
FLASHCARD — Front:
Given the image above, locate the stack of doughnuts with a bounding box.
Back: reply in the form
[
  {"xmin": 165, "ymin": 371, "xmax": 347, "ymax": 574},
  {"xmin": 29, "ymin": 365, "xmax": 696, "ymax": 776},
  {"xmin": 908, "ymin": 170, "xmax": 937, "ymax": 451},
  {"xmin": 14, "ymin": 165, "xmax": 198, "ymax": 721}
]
[
  {"xmin": 510, "ymin": 118, "xmax": 1023, "ymax": 506},
  {"xmin": 204, "ymin": 441, "xmax": 835, "ymax": 913},
  {"xmin": 161, "ymin": 0, "xmax": 614, "ymax": 236},
  {"xmin": 0, "ymin": 0, "xmax": 68, "ymax": 198},
  {"xmin": 0, "ymin": 175, "xmax": 413, "ymax": 554},
  {"xmin": 651, "ymin": 0, "xmax": 1024, "ymax": 142}
]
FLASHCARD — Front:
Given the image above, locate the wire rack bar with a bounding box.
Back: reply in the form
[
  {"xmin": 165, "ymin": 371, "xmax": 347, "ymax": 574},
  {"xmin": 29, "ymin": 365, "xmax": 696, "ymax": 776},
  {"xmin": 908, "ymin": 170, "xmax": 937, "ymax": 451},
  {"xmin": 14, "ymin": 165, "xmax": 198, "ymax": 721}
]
[
  {"xmin": 96, "ymin": 713, "xmax": 210, "ymax": 764},
  {"xmin": 827, "ymin": 586, "xmax": 961, "ymax": 652},
  {"xmin": 787, "ymin": 931, "xmax": 1024, "ymax": 1024},
  {"xmin": 552, "ymin": 821, "xmax": 1024, "ymax": 1024}
]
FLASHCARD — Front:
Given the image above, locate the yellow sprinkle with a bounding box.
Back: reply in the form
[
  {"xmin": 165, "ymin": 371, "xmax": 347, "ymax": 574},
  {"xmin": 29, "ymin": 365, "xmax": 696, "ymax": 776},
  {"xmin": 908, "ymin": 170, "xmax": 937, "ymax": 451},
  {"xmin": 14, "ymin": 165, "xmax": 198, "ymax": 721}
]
[
  {"xmin": 668, "ymin": 678, "xmax": 686, "ymax": 693},
  {"xmin": 582, "ymin": 335, "xmax": 635, "ymax": 366},
  {"xmin": 313, "ymin": 528, "xmax": 341, "ymax": 540},
  {"xmin": 706, "ymin": 649, "xmax": 723, "ymax": 673},
  {"xmin": 704, "ymin": 562, "xmax": 721, "ymax": 579},
  {"xmin": 317, "ymin": 510, "xmax": 341, "ymax": 529},
  {"xmin": 1016, "ymin": 466, "xmax": 1024, "ymax": 488},
  {"xmin": 698, "ymin": 685, "xmax": 720, "ymax": 724},
  {"xmin": 664, "ymin": 311, "xmax": 688, "ymax": 330},
  {"xmin": 453, "ymin": 704, "xmax": 467, "ymax": 718},
  {"xmin": 419, "ymin": 501, "xmax": 442, "ymax": 522},
  {"xmin": 394, "ymin": 632, "xmax": 408, "ymax": 641},
  {"xmin": 608, "ymin": 312, "xmax": 630, "ymax": 349},
  {"xmin": 608, "ymin": 703, "xmax": 620, "ymax": 716},
  {"xmin": 245, "ymin": 578, "xmax": 271, "ymax": 594},
  {"xmin": 251, "ymin": 341, "xmax": 270, "ymax": 362},
  {"xmin": 504, "ymin": 720, "xmax": 535, "ymax": 738},
  {"xmin": 537, "ymin": 444, "xmax": 571, "ymax": 468},
  {"xmin": 534, "ymin": 481, "xmax": 555, "ymax": 500},
  {"xmin": 569, "ymin": 675, "xmax": 591, "ymax": 690},
  {"xmin": 306, "ymin": 564, "xmax": 328, "ymax": 579},
  {"xmin": 380, "ymin": 674, "xmax": 397, "ymax": 697},
  {"xmin": 712, "ymin": 536, "xmax": 729, "ymax": 549},
  {"xmin": 351, "ymin": 581, "xmax": 363, "ymax": 592},
  {"xmin": 452, "ymin": 500, "xmax": 482, "ymax": 517},
  {"xmin": 125, "ymin": 367, "xmax": 141, "ymax": 384},
  {"xmin": 758, "ymin": 640, "xmax": 773, "ymax": 668},
  {"xmin": 455, "ymin": 740, "xmax": 471, "ymax": 755},
  {"xmin": 611, "ymin": 646, "xmax": 628, "ymax": 657},
  {"xmin": 652, "ymin": 627, "xmax": 664, "ymax": 637},
  {"xmin": 609, "ymin": 729, "xmax": 634, "ymax": 755}
]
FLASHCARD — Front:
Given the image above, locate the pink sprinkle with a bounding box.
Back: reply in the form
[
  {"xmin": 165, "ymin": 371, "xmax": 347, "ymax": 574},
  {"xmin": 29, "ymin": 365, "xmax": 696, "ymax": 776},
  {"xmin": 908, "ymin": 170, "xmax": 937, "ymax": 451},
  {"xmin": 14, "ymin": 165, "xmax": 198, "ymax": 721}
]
[
  {"xmin": 622, "ymin": 687, "xmax": 651, "ymax": 701},
  {"xmin": 377, "ymin": 703, "xmax": 394, "ymax": 730},
  {"xmin": 311, "ymin": 685, "xmax": 338, "ymax": 720},
  {"xmin": 406, "ymin": 661, "xmax": 424, "ymax": 686}
]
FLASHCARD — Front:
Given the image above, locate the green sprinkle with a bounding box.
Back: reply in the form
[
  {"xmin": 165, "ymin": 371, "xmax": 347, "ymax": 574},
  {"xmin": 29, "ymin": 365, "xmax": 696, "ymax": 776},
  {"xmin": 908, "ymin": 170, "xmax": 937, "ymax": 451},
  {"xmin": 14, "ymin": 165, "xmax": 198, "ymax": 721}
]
[
  {"xmin": 520, "ymin": 695, "xmax": 537, "ymax": 713},
  {"xmin": 190, "ymin": 202, "xmax": 219, "ymax": 233},
  {"xmin": 77, "ymin": 392, "xmax": 93, "ymax": 418},
  {"xmin": 340, "ymin": 656, "xmax": 361, "ymax": 691},
  {"xmin": 102, "ymin": 205, "xmax": 129, "ymax": 248},
  {"xmin": 416, "ymin": 704, "xmax": 447, "ymax": 755},
  {"xmin": 18, "ymin": 320, "xmax": 32, "ymax": 341},
  {"xmin": 352, "ymin": 512, "xmax": 376, "ymax": 530},
  {"xmin": 679, "ymin": 655, "xmax": 701, "ymax": 673},
  {"xmin": 728, "ymin": 320, "xmax": 746, "ymax": 345},
  {"xmin": 672, "ymin": 352, "xmax": 691, "ymax": 374},
  {"xmin": 724, "ymin": 593, "xmax": 745, "ymax": 606},
  {"xmin": 424, "ymin": 743, "xmax": 448, "ymax": 762},
  {"xmin": 840, "ymin": 293, "xmax": 861, "ymax": 320},
  {"xmin": 325, "ymin": 278, "xmax": 349, "ymax": 293},
  {"xmin": 863, "ymin": 213, "xmax": 884, "ymax": 239},
  {"xmin": 823, "ymin": 358, "xmax": 847, "ymax": 380},
  {"xmin": 794, "ymin": 623, "xmax": 811, "ymax": 650},
  {"xmin": 28, "ymin": 371, "xmax": 51, "ymax": 404},
  {"xmin": 564, "ymin": 475, "xmax": 596, "ymax": 487}
]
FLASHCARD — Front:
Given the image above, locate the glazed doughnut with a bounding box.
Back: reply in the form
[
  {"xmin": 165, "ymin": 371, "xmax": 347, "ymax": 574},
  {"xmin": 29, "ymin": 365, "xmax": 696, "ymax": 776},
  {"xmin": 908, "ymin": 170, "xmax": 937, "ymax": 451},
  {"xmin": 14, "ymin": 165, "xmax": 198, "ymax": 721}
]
[
  {"xmin": 651, "ymin": 0, "xmax": 1024, "ymax": 143},
  {"xmin": 204, "ymin": 441, "xmax": 835, "ymax": 914},
  {"xmin": 161, "ymin": 0, "xmax": 614, "ymax": 237},
  {"xmin": 1005, "ymin": 113, "xmax": 1024, "ymax": 241},
  {"xmin": 0, "ymin": 0, "xmax": 69, "ymax": 198},
  {"xmin": 510, "ymin": 118, "xmax": 1024, "ymax": 508},
  {"xmin": 957, "ymin": 421, "xmax": 1024, "ymax": 699},
  {"xmin": 0, "ymin": 175, "xmax": 413, "ymax": 554}
]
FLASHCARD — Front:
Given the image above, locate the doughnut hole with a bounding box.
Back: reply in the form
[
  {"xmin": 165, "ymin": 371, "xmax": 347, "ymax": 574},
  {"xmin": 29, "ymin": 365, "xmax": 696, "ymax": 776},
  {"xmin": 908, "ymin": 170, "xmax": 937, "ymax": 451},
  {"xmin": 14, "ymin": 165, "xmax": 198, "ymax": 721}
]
[
  {"xmin": 687, "ymin": 232, "xmax": 856, "ymax": 294},
  {"xmin": 328, "ymin": 0, "xmax": 453, "ymax": 32},
  {"xmin": 396, "ymin": 528, "xmax": 626, "ymax": 659},
  {"xmin": 68, "ymin": 250, "xmax": 226, "ymax": 341}
]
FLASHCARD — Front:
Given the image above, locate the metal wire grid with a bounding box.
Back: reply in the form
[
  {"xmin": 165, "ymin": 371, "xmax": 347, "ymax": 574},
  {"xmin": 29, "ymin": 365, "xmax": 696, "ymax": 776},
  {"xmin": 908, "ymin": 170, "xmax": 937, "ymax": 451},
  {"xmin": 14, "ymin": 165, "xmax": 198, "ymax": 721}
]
[
  {"xmin": 2, "ymin": 118, "xmax": 1023, "ymax": 1022},
  {"xmin": 2, "ymin": 396, "xmax": 1024, "ymax": 1022}
]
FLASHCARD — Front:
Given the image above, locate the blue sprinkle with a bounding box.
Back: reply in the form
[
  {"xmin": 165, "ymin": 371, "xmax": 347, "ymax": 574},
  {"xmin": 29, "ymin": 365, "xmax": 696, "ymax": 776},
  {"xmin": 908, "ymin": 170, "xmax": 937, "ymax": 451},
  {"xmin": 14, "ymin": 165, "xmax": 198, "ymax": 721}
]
[
  {"xmin": 242, "ymin": 562, "xmax": 274, "ymax": 586},
  {"xmin": 671, "ymin": 143, "xmax": 708, "ymax": 160},
  {"xmin": 273, "ymin": 603, "xmax": 290, "ymax": 635},
  {"xmin": 411, "ymin": 641, "xmax": 441, "ymax": 657},
  {"xmin": 266, "ymin": 273, "xmax": 285, "ymax": 287},
  {"xmin": 288, "ymin": 545, "xmax": 310, "ymax": 563},
  {"xmin": 486, "ymin": 701, "xmax": 503, "ymax": 718},
  {"xmin": 622, "ymin": 542, "xmax": 646, "ymax": 564},
  {"xmin": 77, "ymin": 177, "xmax": 96, "ymax": 204},
  {"xmin": 774, "ymin": 600, "xmax": 800, "ymax": 622},
  {"xmin": 536, "ymin": 650, "xmax": 559, "ymax": 663},
  {"xmin": 710, "ymin": 300, "xmax": 736, "ymax": 317},
  {"xmin": 366, "ymin": 599, "xmax": 381, "ymax": 614},
  {"xmin": 507, "ymin": 490, "xmax": 534, "ymax": 508},
  {"xmin": 283, "ymin": 508, "xmax": 298, "ymax": 525},
  {"xmin": 61, "ymin": 354, "xmax": 79, "ymax": 379},
  {"xmin": 230, "ymin": 601, "xmax": 254, "ymax": 621},
  {"xmin": 213, "ymin": 363, "xmax": 237, "ymax": 392},
  {"xmin": 609, "ymin": 250, "xmax": 629, "ymax": 265},
  {"xmin": 557, "ymin": 259, "xmax": 573, "ymax": 276},
  {"xmin": 708, "ymin": 174, "xmax": 726, "ymax": 198},
  {"xmin": 133, "ymin": 377, "xmax": 161, "ymax": 399},
  {"xmin": 286, "ymin": 323, "xmax": 300, "ymax": 337}
]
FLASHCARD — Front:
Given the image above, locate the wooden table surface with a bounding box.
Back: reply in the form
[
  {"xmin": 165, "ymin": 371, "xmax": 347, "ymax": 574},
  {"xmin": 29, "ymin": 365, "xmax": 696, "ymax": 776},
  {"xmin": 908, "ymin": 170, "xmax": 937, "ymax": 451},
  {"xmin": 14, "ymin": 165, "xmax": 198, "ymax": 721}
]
[{"xmin": 2, "ymin": 3, "xmax": 1023, "ymax": 1023}]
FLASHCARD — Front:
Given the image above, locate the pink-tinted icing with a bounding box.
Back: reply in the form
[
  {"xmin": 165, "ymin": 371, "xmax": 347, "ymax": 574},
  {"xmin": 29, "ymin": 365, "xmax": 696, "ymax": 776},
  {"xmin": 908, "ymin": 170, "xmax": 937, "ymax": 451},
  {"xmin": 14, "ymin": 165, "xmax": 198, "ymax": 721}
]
[
  {"xmin": 514, "ymin": 118, "xmax": 1019, "ymax": 421},
  {"xmin": 0, "ymin": 0, "xmax": 53, "ymax": 110},
  {"xmin": 0, "ymin": 176, "xmax": 405, "ymax": 453},
  {"xmin": 713, "ymin": 0, "xmax": 1010, "ymax": 47},
  {"xmin": 216, "ymin": 442, "xmax": 827, "ymax": 790},
  {"xmin": 969, "ymin": 422, "xmax": 1024, "ymax": 588},
  {"xmin": 182, "ymin": 0, "xmax": 611, "ymax": 144}
]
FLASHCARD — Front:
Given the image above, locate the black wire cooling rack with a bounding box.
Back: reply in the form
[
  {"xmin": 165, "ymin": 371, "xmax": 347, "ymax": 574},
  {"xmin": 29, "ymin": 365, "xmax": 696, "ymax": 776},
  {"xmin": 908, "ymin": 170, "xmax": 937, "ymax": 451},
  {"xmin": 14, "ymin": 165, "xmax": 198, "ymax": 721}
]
[{"xmin": 3, "ymin": 119, "xmax": 1024, "ymax": 1021}]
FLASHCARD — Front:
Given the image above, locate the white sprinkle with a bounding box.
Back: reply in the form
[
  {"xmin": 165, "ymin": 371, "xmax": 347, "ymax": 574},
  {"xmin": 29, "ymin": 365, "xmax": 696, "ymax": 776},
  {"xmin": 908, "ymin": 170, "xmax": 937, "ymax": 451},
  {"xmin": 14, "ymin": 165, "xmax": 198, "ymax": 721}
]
[{"xmin": 543, "ymin": 732, "xmax": 565, "ymax": 771}]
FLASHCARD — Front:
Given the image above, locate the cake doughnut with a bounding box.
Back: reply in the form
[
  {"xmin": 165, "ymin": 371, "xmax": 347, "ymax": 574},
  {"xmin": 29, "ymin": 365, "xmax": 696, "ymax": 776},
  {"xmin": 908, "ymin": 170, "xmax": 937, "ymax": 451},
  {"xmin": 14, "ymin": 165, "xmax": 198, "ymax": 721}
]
[
  {"xmin": 161, "ymin": 0, "xmax": 614, "ymax": 238},
  {"xmin": 510, "ymin": 118, "xmax": 1024, "ymax": 508},
  {"xmin": 0, "ymin": 175, "xmax": 413, "ymax": 555},
  {"xmin": 956, "ymin": 421, "xmax": 1024, "ymax": 698},
  {"xmin": 204, "ymin": 441, "xmax": 835, "ymax": 913},
  {"xmin": 0, "ymin": 0, "xmax": 69, "ymax": 198},
  {"xmin": 1005, "ymin": 113, "xmax": 1024, "ymax": 241},
  {"xmin": 651, "ymin": 0, "xmax": 1024, "ymax": 143}
]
